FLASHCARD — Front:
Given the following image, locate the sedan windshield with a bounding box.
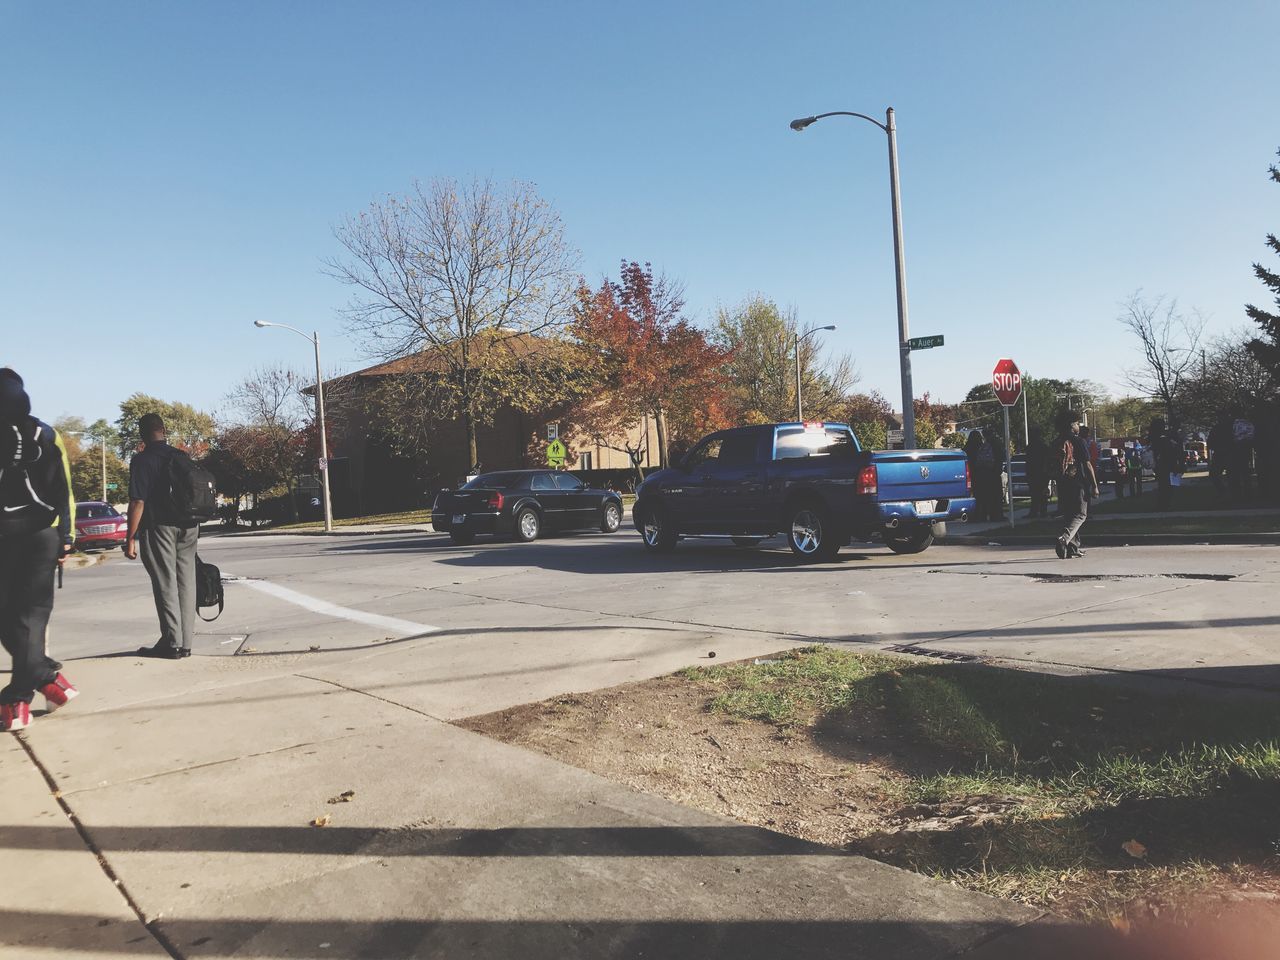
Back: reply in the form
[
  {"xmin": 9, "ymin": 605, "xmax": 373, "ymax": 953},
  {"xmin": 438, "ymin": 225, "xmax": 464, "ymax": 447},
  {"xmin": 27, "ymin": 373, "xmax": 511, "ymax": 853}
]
[{"xmin": 76, "ymin": 504, "xmax": 120, "ymax": 520}]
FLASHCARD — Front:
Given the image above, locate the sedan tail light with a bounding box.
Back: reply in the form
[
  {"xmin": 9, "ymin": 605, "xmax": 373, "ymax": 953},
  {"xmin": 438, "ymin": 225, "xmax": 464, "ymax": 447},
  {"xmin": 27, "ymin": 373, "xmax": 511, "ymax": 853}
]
[
  {"xmin": 486, "ymin": 492, "xmax": 504, "ymax": 511},
  {"xmin": 856, "ymin": 465, "xmax": 878, "ymax": 496}
]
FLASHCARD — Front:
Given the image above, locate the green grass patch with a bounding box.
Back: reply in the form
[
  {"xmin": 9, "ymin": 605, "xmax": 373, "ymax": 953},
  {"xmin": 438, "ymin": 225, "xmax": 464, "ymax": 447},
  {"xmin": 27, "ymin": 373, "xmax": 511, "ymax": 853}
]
[
  {"xmin": 270, "ymin": 509, "xmax": 433, "ymax": 531},
  {"xmin": 996, "ymin": 514, "xmax": 1280, "ymax": 538},
  {"xmin": 680, "ymin": 647, "xmax": 1280, "ymax": 917}
]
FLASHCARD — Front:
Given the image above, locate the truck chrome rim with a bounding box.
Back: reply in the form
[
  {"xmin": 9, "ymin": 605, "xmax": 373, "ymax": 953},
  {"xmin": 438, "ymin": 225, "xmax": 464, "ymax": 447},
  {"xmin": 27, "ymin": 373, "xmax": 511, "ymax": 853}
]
[
  {"xmin": 791, "ymin": 510, "xmax": 821, "ymax": 553},
  {"xmin": 605, "ymin": 504, "xmax": 621, "ymax": 530},
  {"xmin": 520, "ymin": 512, "xmax": 538, "ymax": 539},
  {"xmin": 643, "ymin": 516, "xmax": 661, "ymax": 545}
]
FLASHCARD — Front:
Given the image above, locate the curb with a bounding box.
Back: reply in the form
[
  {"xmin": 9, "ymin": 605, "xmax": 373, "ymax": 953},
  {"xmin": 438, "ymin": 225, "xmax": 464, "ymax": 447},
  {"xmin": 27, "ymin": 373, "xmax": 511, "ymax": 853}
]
[{"xmin": 940, "ymin": 533, "xmax": 1280, "ymax": 547}]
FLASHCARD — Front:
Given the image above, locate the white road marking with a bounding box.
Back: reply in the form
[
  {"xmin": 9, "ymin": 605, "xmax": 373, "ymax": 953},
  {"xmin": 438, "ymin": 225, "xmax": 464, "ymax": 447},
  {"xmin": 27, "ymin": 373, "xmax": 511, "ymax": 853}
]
[{"xmin": 226, "ymin": 577, "xmax": 439, "ymax": 637}]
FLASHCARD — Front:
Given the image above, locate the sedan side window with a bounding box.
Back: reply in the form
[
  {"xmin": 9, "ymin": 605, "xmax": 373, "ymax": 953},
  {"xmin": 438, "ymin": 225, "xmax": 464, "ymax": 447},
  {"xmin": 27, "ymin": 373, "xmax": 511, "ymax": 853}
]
[
  {"xmin": 531, "ymin": 474, "xmax": 556, "ymax": 491},
  {"xmin": 552, "ymin": 474, "xmax": 584, "ymax": 491}
]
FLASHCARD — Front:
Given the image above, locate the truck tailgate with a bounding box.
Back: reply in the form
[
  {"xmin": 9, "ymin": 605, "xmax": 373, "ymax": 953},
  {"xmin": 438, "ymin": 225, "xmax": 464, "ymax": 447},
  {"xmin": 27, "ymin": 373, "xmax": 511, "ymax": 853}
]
[{"xmin": 870, "ymin": 451, "xmax": 969, "ymax": 503}]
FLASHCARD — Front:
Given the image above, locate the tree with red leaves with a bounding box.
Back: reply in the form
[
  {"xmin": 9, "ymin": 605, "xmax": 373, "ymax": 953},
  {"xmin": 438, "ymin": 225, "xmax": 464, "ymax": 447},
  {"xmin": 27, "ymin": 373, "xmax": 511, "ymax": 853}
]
[{"xmin": 568, "ymin": 262, "xmax": 734, "ymax": 470}]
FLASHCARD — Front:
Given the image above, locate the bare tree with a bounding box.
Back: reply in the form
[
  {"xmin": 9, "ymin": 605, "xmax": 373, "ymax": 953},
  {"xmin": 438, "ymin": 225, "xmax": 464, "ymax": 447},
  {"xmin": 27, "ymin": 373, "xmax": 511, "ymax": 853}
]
[
  {"xmin": 1118, "ymin": 293, "xmax": 1206, "ymax": 426},
  {"xmin": 223, "ymin": 366, "xmax": 312, "ymax": 521},
  {"xmin": 326, "ymin": 178, "xmax": 579, "ymax": 469}
]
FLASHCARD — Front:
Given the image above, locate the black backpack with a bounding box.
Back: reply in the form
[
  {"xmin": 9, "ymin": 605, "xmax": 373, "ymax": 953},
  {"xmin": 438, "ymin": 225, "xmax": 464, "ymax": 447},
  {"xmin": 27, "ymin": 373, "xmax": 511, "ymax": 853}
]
[
  {"xmin": 167, "ymin": 450, "xmax": 218, "ymax": 523},
  {"xmin": 196, "ymin": 554, "xmax": 224, "ymax": 622}
]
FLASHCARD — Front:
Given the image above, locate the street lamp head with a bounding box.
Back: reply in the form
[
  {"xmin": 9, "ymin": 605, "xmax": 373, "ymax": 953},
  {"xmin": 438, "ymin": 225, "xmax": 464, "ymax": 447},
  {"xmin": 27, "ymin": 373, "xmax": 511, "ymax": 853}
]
[
  {"xmin": 789, "ymin": 116, "xmax": 816, "ymax": 132},
  {"xmin": 820, "ymin": 324, "xmax": 836, "ymax": 331},
  {"xmin": 253, "ymin": 320, "xmax": 270, "ymax": 328}
]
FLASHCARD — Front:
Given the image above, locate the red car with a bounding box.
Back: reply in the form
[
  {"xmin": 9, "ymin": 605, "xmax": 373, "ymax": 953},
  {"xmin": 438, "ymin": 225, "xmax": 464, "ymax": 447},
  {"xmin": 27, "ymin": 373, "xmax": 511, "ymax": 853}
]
[{"xmin": 75, "ymin": 501, "xmax": 128, "ymax": 550}]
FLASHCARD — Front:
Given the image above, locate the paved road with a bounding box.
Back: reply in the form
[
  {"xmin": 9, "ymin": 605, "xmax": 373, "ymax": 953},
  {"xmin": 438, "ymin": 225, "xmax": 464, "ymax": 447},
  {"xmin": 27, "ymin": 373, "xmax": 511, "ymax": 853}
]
[
  {"xmin": 57, "ymin": 530, "xmax": 1280, "ymax": 696},
  {"xmin": 8, "ymin": 531, "xmax": 1277, "ymax": 959}
]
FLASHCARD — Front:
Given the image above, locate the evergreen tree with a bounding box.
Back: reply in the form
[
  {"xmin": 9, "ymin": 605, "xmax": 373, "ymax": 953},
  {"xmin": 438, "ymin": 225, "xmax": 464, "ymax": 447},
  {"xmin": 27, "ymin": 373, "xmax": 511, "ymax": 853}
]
[{"xmin": 1246, "ymin": 150, "xmax": 1280, "ymax": 379}]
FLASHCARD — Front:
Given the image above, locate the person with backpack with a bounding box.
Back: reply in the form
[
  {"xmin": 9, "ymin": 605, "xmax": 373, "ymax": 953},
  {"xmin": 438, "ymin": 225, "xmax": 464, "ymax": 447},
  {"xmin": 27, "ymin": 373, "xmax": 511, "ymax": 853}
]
[
  {"xmin": 124, "ymin": 413, "xmax": 216, "ymax": 658},
  {"xmin": 1054, "ymin": 411, "xmax": 1098, "ymax": 560},
  {"xmin": 0, "ymin": 369, "xmax": 79, "ymax": 731}
]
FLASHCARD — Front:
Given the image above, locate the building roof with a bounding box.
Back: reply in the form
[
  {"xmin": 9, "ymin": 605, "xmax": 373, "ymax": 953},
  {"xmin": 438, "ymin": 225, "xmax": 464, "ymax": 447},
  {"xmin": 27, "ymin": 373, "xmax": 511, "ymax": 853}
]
[{"xmin": 346, "ymin": 331, "xmax": 559, "ymax": 379}]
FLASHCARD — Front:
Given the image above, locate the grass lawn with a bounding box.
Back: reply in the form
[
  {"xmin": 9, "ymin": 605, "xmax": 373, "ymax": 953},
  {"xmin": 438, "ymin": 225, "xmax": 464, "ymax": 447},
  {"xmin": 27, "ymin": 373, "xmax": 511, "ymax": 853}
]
[
  {"xmin": 269, "ymin": 509, "xmax": 433, "ymax": 531},
  {"xmin": 990, "ymin": 514, "xmax": 1280, "ymax": 538},
  {"xmin": 677, "ymin": 647, "xmax": 1280, "ymax": 920}
]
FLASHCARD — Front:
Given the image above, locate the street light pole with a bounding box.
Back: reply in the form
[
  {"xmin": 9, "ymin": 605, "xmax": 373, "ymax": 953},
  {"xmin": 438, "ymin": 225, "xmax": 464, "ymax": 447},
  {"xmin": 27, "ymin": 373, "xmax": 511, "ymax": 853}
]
[
  {"xmin": 790, "ymin": 107, "xmax": 916, "ymax": 448},
  {"xmin": 795, "ymin": 324, "xmax": 837, "ymax": 421},
  {"xmin": 253, "ymin": 321, "xmax": 334, "ymax": 533}
]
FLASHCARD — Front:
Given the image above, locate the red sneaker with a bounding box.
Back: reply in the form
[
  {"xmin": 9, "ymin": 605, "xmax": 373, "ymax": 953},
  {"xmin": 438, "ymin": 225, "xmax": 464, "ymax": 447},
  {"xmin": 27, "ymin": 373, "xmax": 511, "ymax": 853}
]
[
  {"xmin": 39, "ymin": 674, "xmax": 78, "ymax": 713},
  {"xmin": 1, "ymin": 702, "xmax": 31, "ymax": 732}
]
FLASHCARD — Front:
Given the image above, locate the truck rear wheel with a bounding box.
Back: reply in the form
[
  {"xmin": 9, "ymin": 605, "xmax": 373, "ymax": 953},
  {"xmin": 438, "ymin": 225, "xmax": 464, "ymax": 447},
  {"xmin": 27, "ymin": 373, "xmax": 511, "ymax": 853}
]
[
  {"xmin": 886, "ymin": 528, "xmax": 934, "ymax": 554},
  {"xmin": 786, "ymin": 503, "xmax": 841, "ymax": 562}
]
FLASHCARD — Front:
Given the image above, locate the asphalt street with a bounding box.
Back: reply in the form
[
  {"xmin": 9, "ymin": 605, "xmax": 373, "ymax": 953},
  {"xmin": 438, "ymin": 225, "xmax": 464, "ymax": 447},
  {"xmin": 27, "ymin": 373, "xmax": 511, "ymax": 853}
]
[{"xmin": 56, "ymin": 530, "xmax": 1280, "ymax": 696}]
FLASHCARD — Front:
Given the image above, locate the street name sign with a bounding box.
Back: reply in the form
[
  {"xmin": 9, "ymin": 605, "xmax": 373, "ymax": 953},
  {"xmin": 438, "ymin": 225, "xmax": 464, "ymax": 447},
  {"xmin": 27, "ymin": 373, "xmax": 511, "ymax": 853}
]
[
  {"xmin": 991, "ymin": 358, "xmax": 1023, "ymax": 406},
  {"xmin": 908, "ymin": 335, "xmax": 944, "ymax": 350},
  {"xmin": 546, "ymin": 438, "xmax": 567, "ymax": 467}
]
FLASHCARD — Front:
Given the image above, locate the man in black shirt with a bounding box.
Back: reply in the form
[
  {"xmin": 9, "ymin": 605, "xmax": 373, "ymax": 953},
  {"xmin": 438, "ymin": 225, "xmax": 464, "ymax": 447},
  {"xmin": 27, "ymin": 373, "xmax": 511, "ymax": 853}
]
[{"xmin": 125, "ymin": 414, "xmax": 198, "ymax": 658}]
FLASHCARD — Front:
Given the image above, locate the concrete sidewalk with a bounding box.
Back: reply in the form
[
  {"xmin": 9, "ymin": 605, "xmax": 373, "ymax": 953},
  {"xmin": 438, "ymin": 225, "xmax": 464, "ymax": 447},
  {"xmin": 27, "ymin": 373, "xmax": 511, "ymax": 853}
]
[{"xmin": 3, "ymin": 634, "xmax": 1040, "ymax": 959}]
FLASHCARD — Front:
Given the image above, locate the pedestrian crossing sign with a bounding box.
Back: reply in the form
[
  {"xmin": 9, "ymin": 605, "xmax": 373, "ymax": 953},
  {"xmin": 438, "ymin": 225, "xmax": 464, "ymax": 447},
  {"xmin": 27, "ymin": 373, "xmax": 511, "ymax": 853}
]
[{"xmin": 546, "ymin": 438, "xmax": 567, "ymax": 467}]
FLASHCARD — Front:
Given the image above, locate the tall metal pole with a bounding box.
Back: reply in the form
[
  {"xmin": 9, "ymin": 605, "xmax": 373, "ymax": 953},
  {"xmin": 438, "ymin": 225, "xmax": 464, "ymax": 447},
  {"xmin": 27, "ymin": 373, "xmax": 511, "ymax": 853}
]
[
  {"xmin": 1022, "ymin": 388, "xmax": 1030, "ymax": 447},
  {"xmin": 885, "ymin": 108, "xmax": 915, "ymax": 450},
  {"xmin": 100, "ymin": 437, "xmax": 107, "ymax": 502},
  {"xmin": 312, "ymin": 332, "xmax": 334, "ymax": 534},
  {"xmin": 1003, "ymin": 406, "xmax": 1015, "ymax": 529},
  {"xmin": 795, "ymin": 331, "xmax": 803, "ymax": 422}
]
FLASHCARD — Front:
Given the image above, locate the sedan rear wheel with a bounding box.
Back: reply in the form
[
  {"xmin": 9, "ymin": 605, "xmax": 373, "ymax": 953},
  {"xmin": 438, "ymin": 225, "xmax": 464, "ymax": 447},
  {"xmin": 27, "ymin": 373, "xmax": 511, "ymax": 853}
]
[
  {"xmin": 601, "ymin": 501, "xmax": 622, "ymax": 533},
  {"xmin": 515, "ymin": 507, "xmax": 541, "ymax": 543}
]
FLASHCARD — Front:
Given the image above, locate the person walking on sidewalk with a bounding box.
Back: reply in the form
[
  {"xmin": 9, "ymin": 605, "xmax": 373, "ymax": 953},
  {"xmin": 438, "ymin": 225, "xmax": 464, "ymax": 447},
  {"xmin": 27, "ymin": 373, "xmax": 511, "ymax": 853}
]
[
  {"xmin": 1151, "ymin": 419, "xmax": 1182, "ymax": 511},
  {"xmin": 1126, "ymin": 443, "xmax": 1143, "ymax": 497},
  {"xmin": 1054, "ymin": 411, "xmax": 1098, "ymax": 560},
  {"xmin": 125, "ymin": 413, "xmax": 199, "ymax": 659},
  {"xmin": 0, "ymin": 369, "xmax": 79, "ymax": 731}
]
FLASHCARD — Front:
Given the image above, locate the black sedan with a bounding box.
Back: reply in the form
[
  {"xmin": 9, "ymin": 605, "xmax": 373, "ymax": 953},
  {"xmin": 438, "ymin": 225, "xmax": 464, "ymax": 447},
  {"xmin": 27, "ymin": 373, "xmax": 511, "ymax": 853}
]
[{"xmin": 431, "ymin": 470, "xmax": 624, "ymax": 545}]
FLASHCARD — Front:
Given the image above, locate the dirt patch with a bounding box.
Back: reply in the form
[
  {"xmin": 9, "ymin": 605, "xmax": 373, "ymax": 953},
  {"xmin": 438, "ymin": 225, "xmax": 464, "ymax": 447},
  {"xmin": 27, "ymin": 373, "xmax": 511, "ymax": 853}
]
[{"xmin": 460, "ymin": 651, "xmax": 1280, "ymax": 925}]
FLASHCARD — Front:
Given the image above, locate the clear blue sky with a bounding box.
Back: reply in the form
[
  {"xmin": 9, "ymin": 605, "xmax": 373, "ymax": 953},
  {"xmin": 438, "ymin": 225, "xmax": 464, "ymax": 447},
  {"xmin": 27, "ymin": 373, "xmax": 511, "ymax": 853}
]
[{"xmin": 3, "ymin": 1, "xmax": 1276, "ymax": 427}]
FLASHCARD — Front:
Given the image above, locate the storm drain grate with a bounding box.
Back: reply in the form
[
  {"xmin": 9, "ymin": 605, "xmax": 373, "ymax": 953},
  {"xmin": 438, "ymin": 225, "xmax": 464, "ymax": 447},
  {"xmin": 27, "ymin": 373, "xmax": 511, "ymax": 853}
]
[{"xmin": 884, "ymin": 643, "xmax": 981, "ymax": 663}]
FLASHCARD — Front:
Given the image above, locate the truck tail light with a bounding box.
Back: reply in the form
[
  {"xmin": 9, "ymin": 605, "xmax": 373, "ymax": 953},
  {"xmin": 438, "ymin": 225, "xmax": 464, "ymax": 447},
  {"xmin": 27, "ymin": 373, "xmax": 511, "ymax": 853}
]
[
  {"xmin": 486, "ymin": 492, "xmax": 504, "ymax": 511},
  {"xmin": 965, "ymin": 460, "xmax": 971, "ymax": 493},
  {"xmin": 856, "ymin": 465, "xmax": 878, "ymax": 496}
]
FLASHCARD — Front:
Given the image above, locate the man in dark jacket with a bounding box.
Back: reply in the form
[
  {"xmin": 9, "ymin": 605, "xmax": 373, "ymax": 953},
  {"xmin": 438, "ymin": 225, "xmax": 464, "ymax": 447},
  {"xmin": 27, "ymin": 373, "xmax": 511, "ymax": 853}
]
[
  {"xmin": 1025, "ymin": 428, "xmax": 1050, "ymax": 518},
  {"xmin": 1054, "ymin": 411, "xmax": 1098, "ymax": 560},
  {"xmin": 0, "ymin": 369, "xmax": 79, "ymax": 731}
]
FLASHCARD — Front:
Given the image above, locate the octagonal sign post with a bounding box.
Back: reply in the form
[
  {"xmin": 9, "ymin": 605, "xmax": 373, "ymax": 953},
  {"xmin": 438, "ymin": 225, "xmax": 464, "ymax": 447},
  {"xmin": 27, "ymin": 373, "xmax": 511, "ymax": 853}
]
[{"xmin": 991, "ymin": 358, "xmax": 1022, "ymax": 528}]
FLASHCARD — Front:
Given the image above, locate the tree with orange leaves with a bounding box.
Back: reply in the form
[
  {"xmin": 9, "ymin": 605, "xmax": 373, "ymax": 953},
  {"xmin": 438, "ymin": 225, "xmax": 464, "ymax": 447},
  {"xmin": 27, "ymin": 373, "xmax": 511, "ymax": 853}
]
[{"xmin": 568, "ymin": 262, "xmax": 734, "ymax": 470}]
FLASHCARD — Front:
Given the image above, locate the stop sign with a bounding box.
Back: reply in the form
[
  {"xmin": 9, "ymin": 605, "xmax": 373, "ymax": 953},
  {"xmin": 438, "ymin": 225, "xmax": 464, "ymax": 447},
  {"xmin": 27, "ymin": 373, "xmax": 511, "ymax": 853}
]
[{"xmin": 992, "ymin": 358, "xmax": 1023, "ymax": 406}]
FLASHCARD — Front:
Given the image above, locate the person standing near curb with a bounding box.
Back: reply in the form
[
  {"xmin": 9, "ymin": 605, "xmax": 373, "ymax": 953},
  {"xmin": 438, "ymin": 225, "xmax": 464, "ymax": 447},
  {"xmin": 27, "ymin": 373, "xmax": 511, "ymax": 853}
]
[
  {"xmin": 125, "ymin": 414, "xmax": 199, "ymax": 659},
  {"xmin": 1054, "ymin": 412, "xmax": 1098, "ymax": 560},
  {"xmin": 1025, "ymin": 427, "xmax": 1050, "ymax": 518},
  {"xmin": 0, "ymin": 369, "xmax": 79, "ymax": 731}
]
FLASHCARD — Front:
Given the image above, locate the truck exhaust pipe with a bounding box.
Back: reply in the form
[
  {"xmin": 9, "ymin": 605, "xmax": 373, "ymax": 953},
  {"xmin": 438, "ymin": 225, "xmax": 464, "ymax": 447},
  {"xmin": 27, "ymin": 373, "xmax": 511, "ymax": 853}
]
[{"xmin": 885, "ymin": 517, "xmax": 900, "ymax": 530}]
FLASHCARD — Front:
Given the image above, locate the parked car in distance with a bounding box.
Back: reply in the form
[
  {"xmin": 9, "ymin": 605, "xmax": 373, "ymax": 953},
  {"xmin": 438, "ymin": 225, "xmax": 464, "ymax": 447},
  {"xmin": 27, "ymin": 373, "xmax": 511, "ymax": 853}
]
[
  {"xmin": 74, "ymin": 501, "xmax": 128, "ymax": 550},
  {"xmin": 1097, "ymin": 448, "xmax": 1127, "ymax": 489},
  {"xmin": 633, "ymin": 422, "xmax": 975, "ymax": 561},
  {"xmin": 432, "ymin": 470, "xmax": 624, "ymax": 546},
  {"xmin": 1008, "ymin": 457, "xmax": 1057, "ymax": 500}
]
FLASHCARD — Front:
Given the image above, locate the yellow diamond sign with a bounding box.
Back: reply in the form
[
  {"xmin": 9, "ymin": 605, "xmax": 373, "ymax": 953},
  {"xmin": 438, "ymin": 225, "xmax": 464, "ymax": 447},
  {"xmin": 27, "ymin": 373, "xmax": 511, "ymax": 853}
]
[{"xmin": 546, "ymin": 438, "xmax": 567, "ymax": 467}]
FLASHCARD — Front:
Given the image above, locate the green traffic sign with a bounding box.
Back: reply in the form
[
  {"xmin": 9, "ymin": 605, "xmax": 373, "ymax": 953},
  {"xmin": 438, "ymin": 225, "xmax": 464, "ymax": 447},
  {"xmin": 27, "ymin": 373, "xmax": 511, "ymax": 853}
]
[
  {"xmin": 908, "ymin": 335, "xmax": 945, "ymax": 350},
  {"xmin": 546, "ymin": 438, "xmax": 567, "ymax": 466},
  {"xmin": 106, "ymin": 482, "xmax": 119, "ymax": 491}
]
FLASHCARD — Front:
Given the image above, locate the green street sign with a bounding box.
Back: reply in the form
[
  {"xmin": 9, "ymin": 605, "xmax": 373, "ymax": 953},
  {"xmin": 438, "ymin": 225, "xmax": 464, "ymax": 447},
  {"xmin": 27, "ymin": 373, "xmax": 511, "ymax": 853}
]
[
  {"xmin": 546, "ymin": 438, "xmax": 567, "ymax": 467},
  {"xmin": 908, "ymin": 335, "xmax": 944, "ymax": 350},
  {"xmin": 106, "ymin": 482, "xmax": 119, "ymax": 491}
]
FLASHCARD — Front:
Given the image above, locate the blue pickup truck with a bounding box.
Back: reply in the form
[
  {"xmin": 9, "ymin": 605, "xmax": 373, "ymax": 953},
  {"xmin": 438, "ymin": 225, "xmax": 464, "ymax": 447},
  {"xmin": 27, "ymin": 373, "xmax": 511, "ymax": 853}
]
[{"xmin": 633, "ymin": 422, "xmax": 974, "ymax": 560}]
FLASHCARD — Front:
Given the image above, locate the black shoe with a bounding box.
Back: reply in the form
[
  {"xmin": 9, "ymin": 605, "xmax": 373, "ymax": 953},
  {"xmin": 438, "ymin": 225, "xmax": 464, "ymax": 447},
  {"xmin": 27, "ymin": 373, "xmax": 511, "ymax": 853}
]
[
  {"xmin": 137, "ymin": 642, "xmax": 183, "ymax": 660},
  {"xmin": 1068, "ymin": 544, "xmax": 1085, "ymax": 558},
  {"xmin": 1054, "ymin": 537, "xmax": 1067, "ymax": 559}
]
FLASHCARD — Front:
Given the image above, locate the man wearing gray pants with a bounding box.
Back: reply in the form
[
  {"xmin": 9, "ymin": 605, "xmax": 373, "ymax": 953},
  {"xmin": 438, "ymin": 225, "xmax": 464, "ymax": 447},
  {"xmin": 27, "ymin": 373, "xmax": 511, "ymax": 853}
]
[{"xmin": 125, "ymin": 414, "xmax": 199, "ymax": 658}]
